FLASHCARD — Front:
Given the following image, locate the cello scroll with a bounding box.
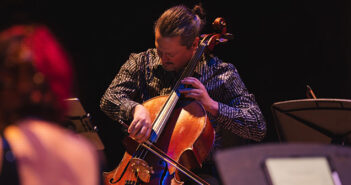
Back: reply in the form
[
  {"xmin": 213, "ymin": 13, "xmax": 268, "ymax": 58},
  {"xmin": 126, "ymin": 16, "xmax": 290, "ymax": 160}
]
[{"xmin": 201, "ymin": 17, "xmax": 234, "ymax": 51}]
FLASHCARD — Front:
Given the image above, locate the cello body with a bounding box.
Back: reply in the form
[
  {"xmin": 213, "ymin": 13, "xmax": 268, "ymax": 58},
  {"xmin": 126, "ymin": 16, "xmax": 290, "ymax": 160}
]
[{"xmin": 103, "ymin": 95, "xmax": 215, "ymax": 185}]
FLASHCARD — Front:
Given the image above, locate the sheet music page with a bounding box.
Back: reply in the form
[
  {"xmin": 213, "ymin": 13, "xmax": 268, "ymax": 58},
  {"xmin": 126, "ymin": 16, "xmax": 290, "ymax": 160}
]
[{"xmin": 265, "ymin": 157, "xmax": 335, "ymax": 185}]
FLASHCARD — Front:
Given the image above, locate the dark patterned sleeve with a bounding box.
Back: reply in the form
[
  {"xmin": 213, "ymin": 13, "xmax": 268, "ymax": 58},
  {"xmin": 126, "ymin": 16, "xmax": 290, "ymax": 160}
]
[
  {"xmin": 211, "ymin": 64, "xmax": 266, "ymax": 142},
  {"xmin": 100, "ymin": 53, "xmax": 142, "ymax": 123}
]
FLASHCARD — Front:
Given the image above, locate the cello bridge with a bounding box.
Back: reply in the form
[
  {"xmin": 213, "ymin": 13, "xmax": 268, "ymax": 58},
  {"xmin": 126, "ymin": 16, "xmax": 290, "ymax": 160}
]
[{"xmin": 129, "ymin": 158, "xmax": 154, "ymax": 183}]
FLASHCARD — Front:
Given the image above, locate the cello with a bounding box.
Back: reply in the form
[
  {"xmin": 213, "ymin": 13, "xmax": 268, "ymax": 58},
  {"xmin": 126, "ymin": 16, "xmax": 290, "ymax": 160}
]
[{"xmin": 104, "ymin": 17, "xmax": 233, "ymax": 185}]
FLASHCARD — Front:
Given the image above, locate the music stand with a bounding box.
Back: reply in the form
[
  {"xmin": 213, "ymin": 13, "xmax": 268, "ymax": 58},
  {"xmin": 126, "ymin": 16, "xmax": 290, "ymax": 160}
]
[
  {"xmin": 271, "ymin": 98, "xmax": 351, "ymax": 145},
  {"xmin": 64, "ymin": 98, "xmax": 105, "ymax": 150},
  {"xmin": 215, "ymin": 143, "xmax": 351, "ymax": 185}
]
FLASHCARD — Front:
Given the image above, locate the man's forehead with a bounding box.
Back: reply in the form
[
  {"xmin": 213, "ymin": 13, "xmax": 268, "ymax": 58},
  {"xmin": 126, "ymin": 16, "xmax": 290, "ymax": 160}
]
[{"xmin": 155, "ymin": 38, "xmax": 184, "ymax": 53}]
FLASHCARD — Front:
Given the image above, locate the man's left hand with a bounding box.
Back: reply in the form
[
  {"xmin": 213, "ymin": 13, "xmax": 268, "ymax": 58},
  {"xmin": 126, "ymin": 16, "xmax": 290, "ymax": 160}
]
[{"xmin": 180, "ymin": 77, "xmax": 218, "ymax": 117}]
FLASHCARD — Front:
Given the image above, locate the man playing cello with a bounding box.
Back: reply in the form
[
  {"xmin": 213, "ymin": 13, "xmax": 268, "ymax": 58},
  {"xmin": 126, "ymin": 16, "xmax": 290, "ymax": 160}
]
[{"xmin": 100, "ymin": 4, "xmax": 266, "ymax": 185}]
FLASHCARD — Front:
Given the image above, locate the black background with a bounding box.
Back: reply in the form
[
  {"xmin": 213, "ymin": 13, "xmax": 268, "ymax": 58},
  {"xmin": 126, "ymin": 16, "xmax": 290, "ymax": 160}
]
[{"xmin": 1, "ymin": 0, "xmax": 351, "ymax": 170}]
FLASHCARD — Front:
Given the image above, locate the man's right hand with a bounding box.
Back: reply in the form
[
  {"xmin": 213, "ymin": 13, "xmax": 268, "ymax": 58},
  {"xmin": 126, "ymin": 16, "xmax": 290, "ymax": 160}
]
[{"xmin": 128, "ymin": 104, "xmax": 153, "ymax": 143}]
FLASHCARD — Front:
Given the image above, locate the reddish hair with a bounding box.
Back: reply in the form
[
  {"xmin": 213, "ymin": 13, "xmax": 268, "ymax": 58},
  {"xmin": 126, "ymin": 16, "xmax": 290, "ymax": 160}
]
[{"xmin": 0, "ymin": 24, "xmax": 74, "ymax": 127}]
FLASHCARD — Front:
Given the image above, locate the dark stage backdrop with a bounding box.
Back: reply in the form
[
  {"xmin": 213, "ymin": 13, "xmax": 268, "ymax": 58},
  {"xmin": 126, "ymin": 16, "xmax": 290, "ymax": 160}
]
[{"xmin": 1, "ymin": 0, "xmax": 351, "ymax": 170}]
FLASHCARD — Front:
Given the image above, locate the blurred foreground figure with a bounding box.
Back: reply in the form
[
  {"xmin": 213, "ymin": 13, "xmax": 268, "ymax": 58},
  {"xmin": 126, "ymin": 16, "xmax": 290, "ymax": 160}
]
[{"xmin": 0, "ymin": 24, "xmax": 101, "ymax": 185}]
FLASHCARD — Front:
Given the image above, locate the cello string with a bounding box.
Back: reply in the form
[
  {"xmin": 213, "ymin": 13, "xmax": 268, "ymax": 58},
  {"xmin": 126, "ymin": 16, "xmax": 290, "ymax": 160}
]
[
  {"xmin": 134, "ymin": 145, "xmax": 144, "ymax": 158},
  {"xmin": 141, "ymin": 147, "xmax": 149, "ymax": 159},
  {"xmin": 138, "ymin": 147, "xmax": 148, "ymax": 159}
]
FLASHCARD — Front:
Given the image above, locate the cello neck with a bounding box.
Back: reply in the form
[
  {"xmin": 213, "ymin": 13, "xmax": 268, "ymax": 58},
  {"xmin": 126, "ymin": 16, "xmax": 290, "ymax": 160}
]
[
  {"xmin": 150, "ymin": 41, "xmax": 208, "ymax": 143},
  {"xmin": 174, "ymin": 41, "xmax": 207, "ymax": 88}
]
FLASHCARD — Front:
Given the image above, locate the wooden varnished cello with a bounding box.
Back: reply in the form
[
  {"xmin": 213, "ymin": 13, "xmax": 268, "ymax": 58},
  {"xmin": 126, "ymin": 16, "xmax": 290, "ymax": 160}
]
[{"xmin": 103, "ymin": 17, "xmax": 233, "ymax": 185}]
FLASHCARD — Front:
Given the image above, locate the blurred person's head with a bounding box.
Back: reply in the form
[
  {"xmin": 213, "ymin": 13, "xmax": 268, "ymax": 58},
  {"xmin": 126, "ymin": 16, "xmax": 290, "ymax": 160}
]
[{"xmin": 0, "ymin": 24, "xmax": 74, "ymax": 132}]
